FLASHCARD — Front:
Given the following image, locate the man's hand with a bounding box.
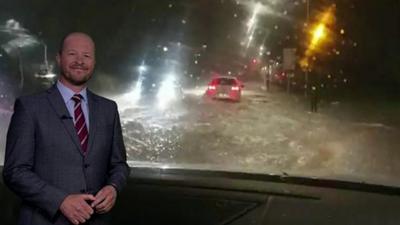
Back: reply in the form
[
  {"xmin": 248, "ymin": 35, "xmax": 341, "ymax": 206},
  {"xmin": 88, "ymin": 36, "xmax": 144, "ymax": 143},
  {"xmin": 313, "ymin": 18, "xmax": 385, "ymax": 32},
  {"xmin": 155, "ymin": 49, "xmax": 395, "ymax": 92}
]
[
  {"xmin": 60, "ymin": 194, "xmax": 95, "ymax": 225},
  {"xmin": 91, "ymin": 185, "xmax": 117, "ymax": 214}
]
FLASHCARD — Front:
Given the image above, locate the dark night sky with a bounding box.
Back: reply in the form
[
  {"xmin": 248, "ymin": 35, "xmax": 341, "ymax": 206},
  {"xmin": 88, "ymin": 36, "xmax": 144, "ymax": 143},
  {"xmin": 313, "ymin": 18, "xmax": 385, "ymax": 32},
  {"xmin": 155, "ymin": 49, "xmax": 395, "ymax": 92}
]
[{"xmin": 0, "ymin": 0, "xmax": 399, "ymax": 94}]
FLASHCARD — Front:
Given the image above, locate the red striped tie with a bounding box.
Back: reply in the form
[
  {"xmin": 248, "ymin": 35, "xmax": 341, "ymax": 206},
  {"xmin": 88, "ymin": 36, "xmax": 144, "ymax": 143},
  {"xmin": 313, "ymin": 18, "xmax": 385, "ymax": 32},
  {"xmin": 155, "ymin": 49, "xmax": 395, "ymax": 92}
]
[{"xmin": 72, "ymin": 94, "xmax": 89, "ymax": 154}]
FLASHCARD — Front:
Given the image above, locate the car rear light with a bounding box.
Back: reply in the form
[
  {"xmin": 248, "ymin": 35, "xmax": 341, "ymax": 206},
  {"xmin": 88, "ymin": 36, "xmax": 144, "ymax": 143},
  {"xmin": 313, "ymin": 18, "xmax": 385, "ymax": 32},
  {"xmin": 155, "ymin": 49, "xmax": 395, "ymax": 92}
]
[
  {"xmin": 208, "ymin": 85, "xmax": 216, "ymax": 90},
  {"xmin": 231, "ymin": 86, "xmax": 240, "ymax": 91}
]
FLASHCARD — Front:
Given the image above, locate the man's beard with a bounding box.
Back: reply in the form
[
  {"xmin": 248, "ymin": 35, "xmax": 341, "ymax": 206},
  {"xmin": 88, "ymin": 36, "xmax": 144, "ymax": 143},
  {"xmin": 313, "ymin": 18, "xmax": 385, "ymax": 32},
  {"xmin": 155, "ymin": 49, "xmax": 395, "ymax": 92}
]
[{"xmin": 61, "ymin": 70, "xmax": 92, "ymax": 86}]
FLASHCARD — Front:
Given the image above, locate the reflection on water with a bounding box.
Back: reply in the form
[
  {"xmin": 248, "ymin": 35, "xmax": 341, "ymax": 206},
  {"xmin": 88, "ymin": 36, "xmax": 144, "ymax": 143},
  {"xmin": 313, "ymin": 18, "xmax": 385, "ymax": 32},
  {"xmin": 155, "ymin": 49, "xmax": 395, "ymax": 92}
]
[
  {"xmin": 1, "ymin": 82, "xmax": 400, "ymax": 187},
  {"xmin": 114, "ymin": 84, "xmax": 400, "ymax": 186}
]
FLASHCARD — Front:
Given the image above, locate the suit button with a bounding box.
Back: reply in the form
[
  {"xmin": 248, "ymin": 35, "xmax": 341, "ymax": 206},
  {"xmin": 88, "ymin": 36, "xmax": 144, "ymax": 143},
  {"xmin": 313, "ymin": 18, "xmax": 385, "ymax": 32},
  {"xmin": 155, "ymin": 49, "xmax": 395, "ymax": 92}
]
[
  {"xmin": 84, "ymin": 164, "xmax": 90, "ymax": 169},
  {"xmin": 80, "ymin": 189, "xmax": 86, "ymax": 193}
]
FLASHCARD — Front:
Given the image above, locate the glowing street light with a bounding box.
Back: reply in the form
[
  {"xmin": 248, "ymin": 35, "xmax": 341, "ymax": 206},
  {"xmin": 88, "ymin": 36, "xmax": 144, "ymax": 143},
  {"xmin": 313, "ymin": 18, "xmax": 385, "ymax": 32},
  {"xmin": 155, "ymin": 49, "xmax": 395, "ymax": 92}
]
[
  {"xmin": 301, "ymin": 5, "xmax": 335, "ymax": 67},
  {"xmin": 137, "ymin": 60, "xmax": 148, "ymax": 74},
  {"xmin": 310, "ymin": 23, "xmax": 326, "ymax": 50},
  {"xmin": 305, "ymin": 7, "xmax": 334, "ymax": 56},
  {"xmin": 138, "ymin": 65, "xmax": 147, "ymax": 74},
  {"xmin": 300, "ymin": 4, "xmax": 336, "ymax": 97}
]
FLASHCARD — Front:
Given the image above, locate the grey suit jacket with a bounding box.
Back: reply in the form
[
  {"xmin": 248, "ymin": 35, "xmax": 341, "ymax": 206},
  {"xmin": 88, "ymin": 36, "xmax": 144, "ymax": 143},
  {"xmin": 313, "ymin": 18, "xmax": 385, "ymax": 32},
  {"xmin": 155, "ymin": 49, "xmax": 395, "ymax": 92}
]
[{"xmin": 3, "ymin": 85, "xmax": 130, "ymax": 225}]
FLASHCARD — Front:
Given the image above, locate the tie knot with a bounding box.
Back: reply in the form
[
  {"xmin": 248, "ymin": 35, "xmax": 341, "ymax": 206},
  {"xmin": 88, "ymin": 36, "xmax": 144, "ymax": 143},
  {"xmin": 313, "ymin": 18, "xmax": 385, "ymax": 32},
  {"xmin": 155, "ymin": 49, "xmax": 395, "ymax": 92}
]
[{"xmin": 72, "ymin": 94, "xmax": 83, "ymax": 103}]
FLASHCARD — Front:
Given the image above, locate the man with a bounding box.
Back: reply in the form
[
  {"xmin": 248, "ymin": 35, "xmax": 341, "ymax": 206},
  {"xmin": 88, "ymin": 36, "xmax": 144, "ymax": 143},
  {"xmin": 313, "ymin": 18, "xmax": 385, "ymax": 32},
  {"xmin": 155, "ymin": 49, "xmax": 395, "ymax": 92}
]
[{"xmin": 3, "ymin": 32, "xmax": 130, "ymax": 225}]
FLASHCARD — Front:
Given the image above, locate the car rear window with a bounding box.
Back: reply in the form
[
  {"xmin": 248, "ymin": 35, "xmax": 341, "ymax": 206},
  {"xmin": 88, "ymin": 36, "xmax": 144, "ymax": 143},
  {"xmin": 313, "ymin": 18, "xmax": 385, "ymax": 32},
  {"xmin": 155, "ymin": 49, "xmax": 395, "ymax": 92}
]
[{"xmin": 214, "ymin": 78, "xmax": 237, "ymax": 86}]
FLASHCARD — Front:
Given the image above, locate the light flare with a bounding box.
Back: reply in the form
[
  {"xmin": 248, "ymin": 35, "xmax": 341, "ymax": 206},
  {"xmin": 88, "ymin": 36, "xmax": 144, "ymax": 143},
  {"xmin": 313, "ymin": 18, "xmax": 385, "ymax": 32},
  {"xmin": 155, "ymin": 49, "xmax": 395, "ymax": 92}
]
[
  {"xmin": 300, "ymin": 5, "xmax": 336, "ymax": 70},
  {"xmin": 157, "ymin": 75, "xmax": 178, "ymax": 110}
]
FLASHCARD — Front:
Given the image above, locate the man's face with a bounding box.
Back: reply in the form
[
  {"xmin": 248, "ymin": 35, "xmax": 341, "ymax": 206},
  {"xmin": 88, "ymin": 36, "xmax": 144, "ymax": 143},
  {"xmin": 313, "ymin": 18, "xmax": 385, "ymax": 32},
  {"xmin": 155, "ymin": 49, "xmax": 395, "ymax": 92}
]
[{"xmin": 57, "ymin": 34, "xmax": 95, "ymax": 86}]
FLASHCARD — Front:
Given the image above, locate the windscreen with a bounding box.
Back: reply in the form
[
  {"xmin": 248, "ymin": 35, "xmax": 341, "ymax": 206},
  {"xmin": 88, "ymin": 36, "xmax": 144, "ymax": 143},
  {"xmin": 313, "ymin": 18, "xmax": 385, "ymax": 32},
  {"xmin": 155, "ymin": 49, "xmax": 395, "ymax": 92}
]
[{"xmin": 0, "ymin": 0, "xmax": 399, "ymax": 187}]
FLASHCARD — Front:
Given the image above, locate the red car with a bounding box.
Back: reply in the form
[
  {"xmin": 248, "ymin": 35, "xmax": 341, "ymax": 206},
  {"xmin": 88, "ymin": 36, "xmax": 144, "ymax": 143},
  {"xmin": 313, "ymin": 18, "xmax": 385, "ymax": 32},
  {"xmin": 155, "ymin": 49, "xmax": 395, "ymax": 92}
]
[{"xmin": 205, "ymin": 76, "xmax": 244, "ymax": 102}]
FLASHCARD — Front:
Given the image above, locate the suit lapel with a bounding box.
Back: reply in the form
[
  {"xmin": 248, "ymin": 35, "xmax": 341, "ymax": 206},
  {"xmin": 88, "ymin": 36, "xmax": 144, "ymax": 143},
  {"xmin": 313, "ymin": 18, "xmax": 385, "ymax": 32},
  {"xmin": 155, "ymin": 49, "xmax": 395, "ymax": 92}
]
[
  {"xmin": 46, "ymin": 85, "xmax": 84, "ymax": 157},
  {"xmin": 86, "ymin": 90, "xmax": 98, "ymax": 156}
]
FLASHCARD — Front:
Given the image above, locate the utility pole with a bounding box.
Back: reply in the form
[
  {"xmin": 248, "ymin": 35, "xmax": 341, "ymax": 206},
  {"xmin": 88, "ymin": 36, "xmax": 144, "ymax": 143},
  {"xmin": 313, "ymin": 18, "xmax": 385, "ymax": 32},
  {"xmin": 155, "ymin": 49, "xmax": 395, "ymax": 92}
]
[
  {"xmin": 267, "ymin": 64, "xmax": 271, "ymax": 92},
  {"xmin": 305, "ymin": 0, "xmax": 310, "ymax": 97}
]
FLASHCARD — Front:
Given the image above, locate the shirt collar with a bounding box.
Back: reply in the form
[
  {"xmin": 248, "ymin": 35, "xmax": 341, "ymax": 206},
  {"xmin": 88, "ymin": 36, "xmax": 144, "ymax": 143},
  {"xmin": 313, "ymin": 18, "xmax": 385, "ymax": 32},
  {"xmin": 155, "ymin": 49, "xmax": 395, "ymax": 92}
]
[{"xmin": 56, "ymin": 80, "xmax": 88, "ymax": 103}]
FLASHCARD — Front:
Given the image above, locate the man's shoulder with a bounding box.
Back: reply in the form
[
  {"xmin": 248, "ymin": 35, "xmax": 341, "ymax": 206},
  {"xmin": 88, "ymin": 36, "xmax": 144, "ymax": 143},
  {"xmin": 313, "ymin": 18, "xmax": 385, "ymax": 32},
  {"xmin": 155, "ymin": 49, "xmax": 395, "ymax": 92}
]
[
  {"xmin": 16, "ymin": 88, "xmax": 52, "ymax": 105},
  {"xmin": 89, "ymin": 91, "xmax": 117, "ymax": 108},
  {"xmin": 11, "ymin": 87, "xmax": 55, "ymax": 114}
]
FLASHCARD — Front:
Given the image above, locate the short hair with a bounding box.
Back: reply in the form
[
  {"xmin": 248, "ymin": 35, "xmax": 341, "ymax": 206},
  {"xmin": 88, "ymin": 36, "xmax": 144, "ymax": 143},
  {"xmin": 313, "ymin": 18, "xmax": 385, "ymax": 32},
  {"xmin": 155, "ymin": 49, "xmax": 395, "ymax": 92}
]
[{"xmin": 58, "ymin": 32, "xmax": 94, "ymax": 54}]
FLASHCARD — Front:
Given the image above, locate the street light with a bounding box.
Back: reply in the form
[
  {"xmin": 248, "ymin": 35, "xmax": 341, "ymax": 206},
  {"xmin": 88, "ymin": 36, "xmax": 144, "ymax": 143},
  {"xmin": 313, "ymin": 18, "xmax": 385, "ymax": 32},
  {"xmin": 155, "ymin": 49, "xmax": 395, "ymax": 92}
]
[
  {"xmin": 138, "ymin": 65, "xmax": 147, "ymax": 74},
  {"xmin": 301, "ymin": 5, "xmax": 335, "ymax": 96},
  {"xmin": 42, "ymin": 41, "xmax": 49, "ymax": 71},
  {"xmin": 300, "ymin": 4, "xmax": 336, "ymax": 112},
  {"xmin": 310, "ymin": 23, "xmax": 326, "ymax": 50}
]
